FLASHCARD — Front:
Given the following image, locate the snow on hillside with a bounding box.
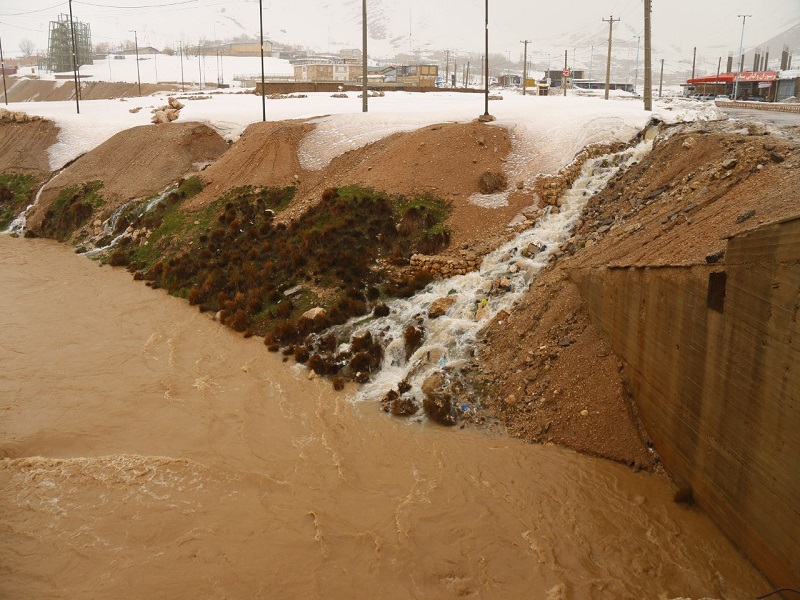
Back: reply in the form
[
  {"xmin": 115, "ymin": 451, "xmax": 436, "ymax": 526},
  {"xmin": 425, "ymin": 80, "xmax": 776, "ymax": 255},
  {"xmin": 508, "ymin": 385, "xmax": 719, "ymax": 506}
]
[{"xmin": 6, "ymin": 88, "xmax": 724, "ymax": 173}]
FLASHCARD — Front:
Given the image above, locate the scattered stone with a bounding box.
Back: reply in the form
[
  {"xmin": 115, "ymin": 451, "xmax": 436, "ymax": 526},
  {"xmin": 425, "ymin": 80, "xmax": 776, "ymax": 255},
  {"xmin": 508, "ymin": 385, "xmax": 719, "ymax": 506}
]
[
  {"xmin": 505, "ymin": 394, "xmax": 518, "ymax": 406},
  {"xmin": 682, "ymin": 137, "xmax": 696, "ymax": 149},
  {"xmin": 478, "ymin": 171, "xmax": 507, "ymax": 194},
  {"xmin": 429, "ymin": 296, "xmax": 457, "ymax": 319},
  {"xmin": 721, "ymin": 158, "xmax": 738, "ymax": 170},
  {"xmin": 558, "ymin": 337, "xmax": 574, "ymax": 347},
  {"xmin": 390, "ymin": 396, "xmax": 418, "ymax": 416},
  {"xmin": 580, "ymin": 409, "xmax": 589, "ymax": 417},
  {"xmin": 421, "ymin": 372, "xmax": 457, "ymax": 426},
  {"xmin": 283, "ymin": 284, "xmax": 303, "ymax": 297},
  {"xmin": 736, "ymin": 209, "xmax": 756, "ymax": 224},
  {"xmin": 770, "ymin": 152, "xmax": 785, "ymax": 163},
  {"xmin": 705, "ymin": 249, "xmax": 725, "ymax": 264}
]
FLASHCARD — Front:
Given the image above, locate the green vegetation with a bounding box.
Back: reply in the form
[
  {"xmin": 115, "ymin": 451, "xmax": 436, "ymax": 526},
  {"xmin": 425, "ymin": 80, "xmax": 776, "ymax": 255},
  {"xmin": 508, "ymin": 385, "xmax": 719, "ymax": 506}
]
[
  {"xmin": 0, "ymin": 173, "xmax": 37, "ymax": 230},
  {"xmin": 106, "ymin": 184, "xmax": 450, "ymax": 383},
  {"xmin": 37, "ymin": 180, "xmax": 104, "ymax": 242}
]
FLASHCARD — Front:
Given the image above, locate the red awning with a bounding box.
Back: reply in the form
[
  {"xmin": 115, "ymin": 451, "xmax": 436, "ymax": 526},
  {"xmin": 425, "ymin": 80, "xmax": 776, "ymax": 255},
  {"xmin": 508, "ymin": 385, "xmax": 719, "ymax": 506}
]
[{"xmin": 687, "ymin": 72, "xmax": 735, "ymax": 85}]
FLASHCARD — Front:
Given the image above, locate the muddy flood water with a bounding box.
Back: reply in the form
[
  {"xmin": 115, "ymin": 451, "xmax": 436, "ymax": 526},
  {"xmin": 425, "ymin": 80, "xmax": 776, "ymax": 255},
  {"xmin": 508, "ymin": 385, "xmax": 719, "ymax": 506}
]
[{"xmin": 0, "ymin": 235, "xmax": 768, "ymax": 599}]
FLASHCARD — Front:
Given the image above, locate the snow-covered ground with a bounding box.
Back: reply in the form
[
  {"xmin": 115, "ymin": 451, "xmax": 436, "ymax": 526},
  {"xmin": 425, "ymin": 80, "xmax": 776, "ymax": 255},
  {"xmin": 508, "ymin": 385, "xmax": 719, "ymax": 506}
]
[{"xmin": 6, "ymin": 78, "xmax": 724, "ymax": 174}]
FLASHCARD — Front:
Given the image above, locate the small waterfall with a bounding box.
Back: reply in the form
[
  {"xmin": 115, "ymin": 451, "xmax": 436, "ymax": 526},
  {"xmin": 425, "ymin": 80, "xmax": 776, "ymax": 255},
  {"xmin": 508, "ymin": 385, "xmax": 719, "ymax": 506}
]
[
  {"xmin": 330, "ymin": 135, "xmax": 655, "ymax": 405},
  {"xmin": 4, "ymin": 171, "xmax": 63, "ymax": 235},
  {"xmin": 79, "ymin": 185, "xmax": 177, "ymax": 257}
]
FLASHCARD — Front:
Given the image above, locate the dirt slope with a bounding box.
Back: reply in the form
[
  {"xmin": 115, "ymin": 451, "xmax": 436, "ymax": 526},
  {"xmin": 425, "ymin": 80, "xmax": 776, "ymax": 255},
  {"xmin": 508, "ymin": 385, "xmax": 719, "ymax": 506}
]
[
  {"xmin": 0, "ymin": 119, "xmax": 58, "ymax": 178},
  {"xmin": 471, "ymin": 120, "xmax": 800, "ymax": 468},
  {"xmin": 189, "ymin": 119, "xmax": 531, "ymax": 253},
  {"xmin": 26, "ymin": 122, "xmax": 228, "ymax": 231},
  {"xmin": 5, "ymin": 79, "xmax": 180, "ymax": 103}
]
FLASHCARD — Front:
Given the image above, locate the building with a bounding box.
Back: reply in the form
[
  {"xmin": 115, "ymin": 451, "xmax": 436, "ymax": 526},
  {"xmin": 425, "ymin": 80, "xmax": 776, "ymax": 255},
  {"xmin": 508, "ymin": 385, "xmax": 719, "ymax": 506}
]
[
  {"xmin": 219, "ymin": 41, "xmax": 271, "ymax": 57},
  {"xmin": 684, "ymin": 70, "xmax": 800, "ymax": 101}
]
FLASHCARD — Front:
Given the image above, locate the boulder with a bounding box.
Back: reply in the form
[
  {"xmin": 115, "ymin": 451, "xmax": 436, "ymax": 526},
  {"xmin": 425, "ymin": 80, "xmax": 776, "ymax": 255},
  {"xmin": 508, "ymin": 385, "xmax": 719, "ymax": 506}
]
[
  {"xmin": 478, "ymin": 171, "xmax": 507, "ymax": 194},
  {"xmin": 421, "ymin": 372, "xmax": 456, "ymax": 426},
  {"xmin": 428, "ymin": 296, "xmax": 457, "ymax": 319},
  {"xmin": 390, "ymin": 396, "xmax": 418, "ymax": 416},
  {"xmin": 301, "ymin": 307, "xmax": 328, "ymax": 321}
]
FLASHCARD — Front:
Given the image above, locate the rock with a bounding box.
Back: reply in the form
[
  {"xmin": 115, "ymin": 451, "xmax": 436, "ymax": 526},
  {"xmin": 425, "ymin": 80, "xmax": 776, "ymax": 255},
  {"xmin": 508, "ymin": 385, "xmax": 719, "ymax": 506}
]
[
  {"xmin": 558, "ymin": 337, "xmax": 574, "ymax": 347},
  {"xmin": 770, "ymin": 152, "xmax": 785, "ymax": 163},
  {"xmin": 721, "ymin": 158, "xmax": 738, "ymax": 170},
  {"xmin": 283, "ymin": 284, "xmax": 303, "ymax": 297},
  {"xmin": 390, "ymin": 396, "xmax": 418, "ymax": 416},
  {"xmin": 421, "ymin": 372, "xmax": 456, "ymax": 426},
  {"xmin": 301, "ymin": 307, "xmax": 328, "ymax": 321},
  {"xmin": 505, "ymin": 394, "xmax": 518, "ymax": 406},
  {"xmin": 478, "ymin": 171, "xmax": 507, "ymax": 194},
  {"xmin": 682, "ymin": 137, "xmax": 696, "ymax": 149},
  {"xmin": 167, "ymin": 97, "xmax": 184, "ymax": 110},
  {"xmin": 736, "ymin": 209, "xmax": 756, "ymax": 224},
  {"xmin": 475, "ymin": 303, "xmax": 490, "ymax": 321},
  {"xmin": 705, "ymin": 249, "xmax": 725, "ymax": 264},
  {"xmin": 580, "ymin": 409, "xmax": 589, "ymax": 417},
  {"xmin": 429, "ymin": 296, "xmax": 457, "ymax": 319},
  {"xmin": 492, "ymin": 277, "xmax": 512, "ymax": 293}
]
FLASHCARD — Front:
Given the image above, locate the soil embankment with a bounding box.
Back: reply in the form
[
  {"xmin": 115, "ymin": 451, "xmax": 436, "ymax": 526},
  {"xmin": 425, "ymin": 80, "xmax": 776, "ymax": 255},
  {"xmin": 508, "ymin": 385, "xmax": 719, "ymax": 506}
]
[
  {"xmin": 5, "ymin": 78, "xmax": 180, "ymax": 103},
  {"xmin": 25, "ymin": 122, "xmax": 228, "ymax": 233},
  {"xmin": 0, "ymin": 117, "xmax": 58, "ymax": 178}
]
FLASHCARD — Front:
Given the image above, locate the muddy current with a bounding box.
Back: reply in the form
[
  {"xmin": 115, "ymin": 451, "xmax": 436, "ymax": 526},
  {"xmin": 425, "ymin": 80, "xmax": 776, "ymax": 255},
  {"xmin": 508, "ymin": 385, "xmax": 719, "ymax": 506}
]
[{"xmin": 0, "ymin": 235, "xmax": 768, "ymax": 598}]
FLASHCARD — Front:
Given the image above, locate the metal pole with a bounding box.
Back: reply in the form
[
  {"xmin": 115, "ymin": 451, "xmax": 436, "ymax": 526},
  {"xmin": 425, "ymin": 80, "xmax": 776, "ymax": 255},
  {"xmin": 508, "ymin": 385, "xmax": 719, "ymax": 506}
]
[
  {"xmin": 659, "ymin": 58, "xmax": 664, "ymax": 98},
  {"xmin": 0, "ymin": 37, "xmax": 7, "ymax": 105},
  {"xmin": 179, "ymin": 42, "xmax": 185, "ymax": 92},
  {"xmin": 716, "ymin": 56, "xmax": 721, "ymax": 95},
  {"xmin": 634, "ymin": 37, "xmax": 640, "ymax": 95},
  {"xmin": 259, "ymin": 0, "xmax": 265, "ymax": 121},
  {"xmin": 133, "ymin": 31, "xmax": 141, "ymax": 95},
  {"xmin": 483, "ymin": 0, "xmax": 489, "ymax": 117},
  {"xmin": 733, "ymin": 15, "xmax": 751, "ymax": 100},
  {"xmin": 563, "ymin": 49, "xmax": 567, "ymax": 97},
  {"xmin": 643, "ymin": 0, "xmax": 652, "ymax": 111},
  {"xmin": 68, "ymin": 0, "xmax": 80, "ymax": 114},
  {"xmin": 362, "ymin": 0, "xmax": 368, "ymax": 112}
]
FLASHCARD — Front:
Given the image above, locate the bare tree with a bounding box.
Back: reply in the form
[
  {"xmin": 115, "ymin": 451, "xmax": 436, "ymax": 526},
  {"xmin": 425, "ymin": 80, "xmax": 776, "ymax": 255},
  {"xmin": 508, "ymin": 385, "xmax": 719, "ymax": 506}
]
[
  {"xmin": 19, "ymin": 38, "xmax": 36, "ymax": 57},
  {"xmin": 94, "ymin": 42, "xmax": 110, "ymax": 55}
]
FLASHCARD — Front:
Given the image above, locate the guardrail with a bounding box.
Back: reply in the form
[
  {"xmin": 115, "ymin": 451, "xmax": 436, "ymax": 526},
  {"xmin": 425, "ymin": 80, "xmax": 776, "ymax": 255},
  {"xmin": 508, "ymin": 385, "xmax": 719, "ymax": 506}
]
[{"xmin": 715, "ymin": 100, "xmax": 800, "ymax": 113}]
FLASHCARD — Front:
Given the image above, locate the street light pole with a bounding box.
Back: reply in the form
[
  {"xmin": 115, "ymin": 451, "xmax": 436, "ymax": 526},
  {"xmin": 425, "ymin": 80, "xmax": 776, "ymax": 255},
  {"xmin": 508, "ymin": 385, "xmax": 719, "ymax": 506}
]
[
  {"xmin": 130, "ymin": 30, "xmax": 141, "ymax": 96},
  {"xmin": 178, "ymin": 41, "xmax": 185, "ymax": 92},
  {"xmin": 259, "ymin": 0, "xmax": 265, "ymax": 121},
  {"xmin": 733, "ymin": 14, "xmax": 751, "ymax": 100}
]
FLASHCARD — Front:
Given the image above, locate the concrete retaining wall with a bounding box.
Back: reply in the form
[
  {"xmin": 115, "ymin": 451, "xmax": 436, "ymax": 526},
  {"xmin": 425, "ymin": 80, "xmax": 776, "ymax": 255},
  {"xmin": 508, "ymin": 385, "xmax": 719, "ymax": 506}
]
[
  {"xmin": 571, "ymin": 217, "xmax": 800, "ymax": 587},
  {"xmin": 716, "ymin": 99, "xmax": 800, "ymax": 113}
]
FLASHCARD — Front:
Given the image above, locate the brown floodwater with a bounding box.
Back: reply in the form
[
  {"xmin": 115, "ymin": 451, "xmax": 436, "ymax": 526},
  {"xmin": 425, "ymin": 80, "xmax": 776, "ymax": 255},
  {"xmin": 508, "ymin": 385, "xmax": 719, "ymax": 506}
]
[{"xmin": 0, "ymin": 236, "xmax": 769, "ymax": 599}]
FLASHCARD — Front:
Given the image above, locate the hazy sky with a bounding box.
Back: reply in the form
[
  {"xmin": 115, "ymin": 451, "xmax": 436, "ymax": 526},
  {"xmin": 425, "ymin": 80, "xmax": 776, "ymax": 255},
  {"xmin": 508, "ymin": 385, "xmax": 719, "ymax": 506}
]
[{"xmin": 2, "ymin": 0, "xmax": 798, "ymax": 71}]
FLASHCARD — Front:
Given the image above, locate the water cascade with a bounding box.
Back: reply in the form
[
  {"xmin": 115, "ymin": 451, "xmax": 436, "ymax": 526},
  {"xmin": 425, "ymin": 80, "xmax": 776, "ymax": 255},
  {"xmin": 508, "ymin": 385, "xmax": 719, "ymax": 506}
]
[
  {"xmin": 326, "ymin": 133, "xmax": 656, "ymax": 409},
  {"xmin": 4, "ymin": 170, "xmax": 63, "ymax": 234}
]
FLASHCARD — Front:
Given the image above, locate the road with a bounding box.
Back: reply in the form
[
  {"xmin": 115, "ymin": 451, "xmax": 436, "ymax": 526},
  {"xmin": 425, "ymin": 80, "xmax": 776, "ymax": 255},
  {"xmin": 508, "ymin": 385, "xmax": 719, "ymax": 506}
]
[{"xmin": 718, "ymin": 105, "xmax": 800, "ymax": 127}]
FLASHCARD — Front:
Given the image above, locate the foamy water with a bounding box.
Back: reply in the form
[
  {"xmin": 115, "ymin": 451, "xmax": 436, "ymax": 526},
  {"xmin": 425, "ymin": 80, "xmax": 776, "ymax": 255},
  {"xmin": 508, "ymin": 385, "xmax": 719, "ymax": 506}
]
[{"xmin": 0, "ymin": 235, "xmax": 769, "ymax": 598}]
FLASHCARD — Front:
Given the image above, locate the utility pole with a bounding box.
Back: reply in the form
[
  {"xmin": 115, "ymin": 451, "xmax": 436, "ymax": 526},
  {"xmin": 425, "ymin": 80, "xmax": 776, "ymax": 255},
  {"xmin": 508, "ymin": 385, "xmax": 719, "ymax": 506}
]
[
  {"xmin": 130, "ymin": 30, "xmax": 141, "ymax": 96},
  {"xmin": 589, "ymin": 46, "xmax": 594, "ymax": 81},
  {"xmin": 362, "ymin": 0, "xmax": 368, "ymax": 111},
  {"xmin": 659, "ymin": 58, "xmax": 664, "ymax": 98},
  {"xmin": 634, "ymin": 36, "xmax": 640, "ymax": 95},
  {"xmin": 643, "ymin": 0, "xmax": 652, "ymax": 111},
  {"xmin": 179, "ymin": 41, "xmax": 185, "ymax": 92},
  {"xmin": 563, "ymin": 49, "xmax": 568, "ymax": 97},
  {"xmin": 68, "ymin": 0, "xmax": 80, "ymax": 114},
  {"xmin": 733, "ymin": 14, "xmax": 751, "ymax": 101},
  {"xmin": 445, "ymin": 50, "xmax": 450, "ymax": 87},
  {"xmin": 715, "ymin": 56, "xmax": 721, "ymax": 94},
  {"xmin": 691, "ymin": 46, "xmax": 696, "ymax": 80},
  {"xmin": 258, "ymin": 0, "xmax": 265, "ymax": 121},
  {"xmin": 0, "ymin": 36, "xmax": 7, "ymax": 105},
  {"xmin": 521, "ymin": 39, "xmax": 530, "ymax": 95},
  {"xmin": 602, "ymin": 14, "xmax": 620, "ymax": 100},
  {"xmin": 480, "ymin": 0, "xmax": 492, "ymax": 120}
]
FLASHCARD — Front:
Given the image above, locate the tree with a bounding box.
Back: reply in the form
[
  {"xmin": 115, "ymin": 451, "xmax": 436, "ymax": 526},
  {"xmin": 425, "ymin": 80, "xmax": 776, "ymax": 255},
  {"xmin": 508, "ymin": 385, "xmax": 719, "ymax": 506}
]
[
  {"xmin": 19, "ymin": 38, "xmax": 36, "ymax": 58},
  {"xmin": 94, "ymin": 42, "xmax": 110, "ymax": 55}
]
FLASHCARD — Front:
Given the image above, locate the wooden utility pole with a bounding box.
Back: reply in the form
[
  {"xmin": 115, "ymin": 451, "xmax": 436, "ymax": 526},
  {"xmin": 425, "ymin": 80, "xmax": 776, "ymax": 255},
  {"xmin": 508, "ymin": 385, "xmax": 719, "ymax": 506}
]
[
  {"xmin": 521, "ymin": 39, "xmax": 530, "ymax": 95},
  {"xmin": 563, "ymin": 49, "xmax": 568, "ymax": 97},
  {"xmin": 259, "ymin": 0, "xmax": 265, "ymax": 121},
  {"xmin": 659, "ymin": 58, "xmax": 664, "ymax": 98},
  {"xmin": 602, "ymin": 14, "xmax": 620, "ymax": 100},
  {"xmin": 445, "ymin": 50, "xmax": 450, "ymax": 87},
  {"xmin": 691, "ymin": 46, "xmax": 696, "ymax": 80},
  {"xmin": 644, "ymin": 0, "xmax": 652, "ymax": 110},
  {"xmin": 362, "ymin": 0, "xmax": 368, "ymax": 112}
]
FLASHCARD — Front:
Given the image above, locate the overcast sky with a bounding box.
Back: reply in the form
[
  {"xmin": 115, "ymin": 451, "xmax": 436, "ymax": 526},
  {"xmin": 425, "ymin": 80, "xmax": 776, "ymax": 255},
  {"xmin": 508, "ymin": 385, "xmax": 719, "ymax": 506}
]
[{"xmin": 2, "ymin": 0, "xmax": 798, "ymax": 71}]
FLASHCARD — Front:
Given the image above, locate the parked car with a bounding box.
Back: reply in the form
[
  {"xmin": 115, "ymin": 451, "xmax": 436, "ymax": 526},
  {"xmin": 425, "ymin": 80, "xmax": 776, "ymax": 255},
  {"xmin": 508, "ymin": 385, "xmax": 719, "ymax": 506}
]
[{"xmin": 715, "ymin": 94, "xmax": 730, "ymax": 101}]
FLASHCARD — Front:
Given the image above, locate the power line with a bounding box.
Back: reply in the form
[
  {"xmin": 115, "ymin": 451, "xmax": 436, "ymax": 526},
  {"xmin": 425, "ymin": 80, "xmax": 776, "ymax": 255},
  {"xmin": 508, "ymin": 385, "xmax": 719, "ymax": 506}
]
[
  {"xmin": 0, "ymin": 3, "xmax": 65, "ymax": 17},
  {"xmin": 74, "ymin": 0, "xmax": 198, "ymax": 8}
]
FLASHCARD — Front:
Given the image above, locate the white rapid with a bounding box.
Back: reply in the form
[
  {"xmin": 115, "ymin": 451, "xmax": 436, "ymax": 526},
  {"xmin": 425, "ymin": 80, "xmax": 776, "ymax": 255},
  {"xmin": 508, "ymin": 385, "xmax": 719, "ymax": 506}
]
[
  {"xmin": 3, "ymin": 170, "xmax": 62, "ymax": 235},
  {"xmin": 340, "ymin": 134, "xmax": 654, "ymax": 405}
]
